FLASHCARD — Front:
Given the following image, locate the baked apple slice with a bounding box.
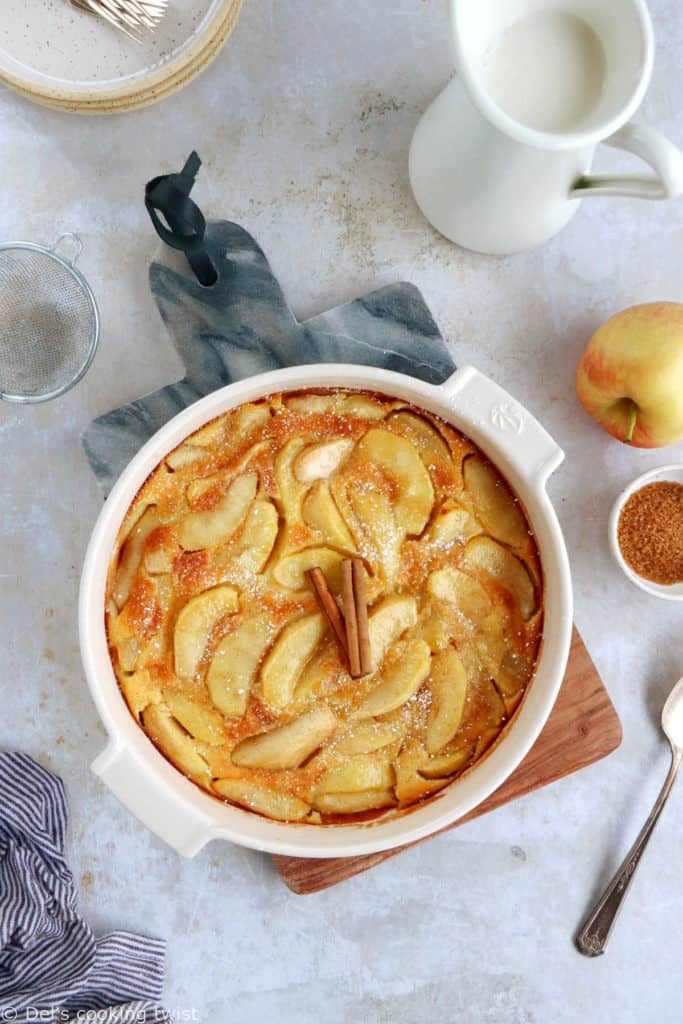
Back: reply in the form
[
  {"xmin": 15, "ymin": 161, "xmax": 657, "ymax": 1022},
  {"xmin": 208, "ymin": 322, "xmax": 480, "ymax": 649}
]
[
  {"xmin": 207, "ymin": 614, "xmax": 272, "ymax": 717},
  {"xmin": 143, "ymin": 526, "xmax": 180, "ymax": 576},
  {"xmin": 172, "ymin": 408, "xmax": 272, "ymax": 469},
  {"xmin": 354, "ymin": 640, "xmax": 431, "ymax": 719},
  {"xmin": 425, "ymin": 649, "xmax": 468, "ymax": 753},
  {"xmin": 292, "ymin": 643, "xmax": 340, "ymax": 705},
  {"xmin": 427, "ymin": 499, "xmax": 482, "ymax": 547},
  {"xmin": 108, "ymin": 575, "xmax": 164, "ymax": 672},
  {"xmin": 302, "ymin": 481, "xmax": 356, "ymax": 551},
  {"xmin": 333, "ymin": 720, "xmax": 403, "ymax": 756},
  {"xmin": 274, "ymin": 438, "xmax": 307, "ymax": 526},
  {"xmin": 463, "ymin": 454, "xmax": 529, "ymax": 549},
  {"xmin": 213, "ymin": 778, "xmax": 310, "ymax": 821},
  {"xmin": 461, "ymin": 536, "xmax": 537, "ymax": 620},
  {"xmin": 311, "ymin": 789, "xmax": 396, "ymax": 814},
  {"xmin": 173, "ymin": 585, "xmax": 239, "ymax": 680},
  {"xmin": 260, "ymin": 613, "xmax": 326, "ymax": 709},
  {"xmin": 118, "ymin": 668, "xmax": 161, "ymax": 718},
  {"xmin": 141, "ymin": 705, "xmax": 210, "ymax": 780},
  {"xmin": 231, "ymin": 707, "xmax": 337, "ymax": 769},
  {"xmin": 187, "ymin": 416, "xmax": 228, "ymax": 447},
  {"xmin": 232, "ymin": 402, "xmax": 272, "ymax": 436},
  {"xmin": 165, "ymin": 446, "xmax": 210, "ymax": 471},
  {"xmin": 162, "ymin": 693, "xmax": 227, "ymax": 746},
  {"xmin": 355, "ymin": 428, "xmax": 434, "ymax": 534},
  {"xmin": 394, "ymin": 743, "xmax": 452, "ymax": 804},
  {"xmin": 315, "ymin": 754, "xmax": 395, "ymax": 794},
  {"xmin": 474, "ymin": 726, "xmax": 502, "ymax": 760},
  {"xmin": 427, "ymin": 566, "xmax": 492, "ymax": 622},
  {"xmin": 418, "ymin": 612, "xmax": 451, "ymax": 653},
  {"xmin": 169, "ymin": 404, "xmax": 269, "ymax": 472},
  {"xmin": 418, "ymin": 744, "xmax": 473, "ymax": 779},
  {"xmin": 495, "ymin": 649, "xmax": 533, "ymax": 714},
  {"xmin": 458, "ymin": 676, "xmax": 506, "ymax": 754},
  {"xmin": 272, "ymin": 546, "xmax": 344, "ymax": 592},
  {"xmin": 294, "ymin": 439, "xmax": 354, "ymax": 484},
  {"xmin": 285, "ymin": 393, "xmax": 386, "ymax": 419},
  {"xmin": 367, "ymin": 595, "xmax": 418, "ymax": 669},
  {"xmin": 387, "ymin": 410, "xmax": 452, "ymax": 466},
  {"xmin": 185, "ymin": 442, "xmax": 269, "ymax": 508},
  {"xmin": 178, "ymin": 472, "xmax": 257, "ymax": 551},
  {"xmin": 165, "ymin": 416, "xmax": 227, "ymax": 470},
  {"xmin": 346, "ymin": 485, "xmax": 403, "ymax": 585},
  {"xmin": 230, "ymin": 499, "xmax": 279, "ymax": 575},
  {"xmin": 113, "ymin": 506, "xmax": 160, "ymax": 609}
]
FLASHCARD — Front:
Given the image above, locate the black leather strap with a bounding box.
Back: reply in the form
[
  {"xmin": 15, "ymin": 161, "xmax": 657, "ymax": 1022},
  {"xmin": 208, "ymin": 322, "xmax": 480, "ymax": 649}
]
[{"xmin": 145, "ymin": 152, "xmax": 218, "ymax": 286}]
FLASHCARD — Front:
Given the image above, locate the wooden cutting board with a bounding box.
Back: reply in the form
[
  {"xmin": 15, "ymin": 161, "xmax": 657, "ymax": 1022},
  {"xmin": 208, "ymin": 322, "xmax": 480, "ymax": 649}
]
[{"xmin": 273, "ymin": 626, "xmax": 621, "ymax": 894}]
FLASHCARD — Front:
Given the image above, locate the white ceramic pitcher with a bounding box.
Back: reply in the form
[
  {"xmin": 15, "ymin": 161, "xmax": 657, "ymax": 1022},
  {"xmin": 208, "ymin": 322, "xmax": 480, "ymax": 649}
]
[{"xmin": 409, "ymin": 0, "xmax": 683, "ymax": 255}]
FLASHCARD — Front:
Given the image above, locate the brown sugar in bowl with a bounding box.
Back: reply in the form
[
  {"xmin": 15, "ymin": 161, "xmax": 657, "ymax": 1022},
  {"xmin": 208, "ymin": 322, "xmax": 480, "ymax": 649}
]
[{"xmin": 610, "ymin": 465, "xmax": 683, "ymax": 601}]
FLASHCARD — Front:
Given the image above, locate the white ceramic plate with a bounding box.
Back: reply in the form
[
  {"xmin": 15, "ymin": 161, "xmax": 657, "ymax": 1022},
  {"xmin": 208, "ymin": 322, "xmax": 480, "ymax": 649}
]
[
  {"xmin": 609, "ymin": 463, "xmax": 683, "ymax": 601},
  {"xmin": 0, "ymin": 0, "xmax": 239, "ymax": 109}
]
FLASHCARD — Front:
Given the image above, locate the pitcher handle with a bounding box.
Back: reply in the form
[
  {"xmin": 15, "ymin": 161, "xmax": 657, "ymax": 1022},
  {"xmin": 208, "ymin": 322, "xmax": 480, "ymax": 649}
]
[{"xmin": 570, "ymin": 122, "xmax": 683, "ymax": 200}]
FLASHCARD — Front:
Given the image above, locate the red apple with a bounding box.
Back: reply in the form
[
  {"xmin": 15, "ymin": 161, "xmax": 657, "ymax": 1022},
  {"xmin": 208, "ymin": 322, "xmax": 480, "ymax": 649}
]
[{"xmin": 576, "ymin": 302, "xmax": 683, "ymax": 448}]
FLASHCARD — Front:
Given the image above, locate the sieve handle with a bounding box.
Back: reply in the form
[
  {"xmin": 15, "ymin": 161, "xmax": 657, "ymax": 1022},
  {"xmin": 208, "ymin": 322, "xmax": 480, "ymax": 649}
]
[{"xmin": 51, "ymin": 232, "xmax": 82, "ymax": 267}]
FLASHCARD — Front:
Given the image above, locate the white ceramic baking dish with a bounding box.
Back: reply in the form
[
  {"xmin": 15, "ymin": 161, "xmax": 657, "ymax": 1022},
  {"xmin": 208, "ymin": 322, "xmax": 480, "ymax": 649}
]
[{"xmin": 79, "ymin": 364, "xmax": 573, "ymax": 858}]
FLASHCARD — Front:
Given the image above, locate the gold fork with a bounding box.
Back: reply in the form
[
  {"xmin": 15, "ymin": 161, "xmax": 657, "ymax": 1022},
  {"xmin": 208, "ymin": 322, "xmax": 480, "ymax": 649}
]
[{"xmin": 69, "ymin": 0, "xmax": 168, "ymax": 43}]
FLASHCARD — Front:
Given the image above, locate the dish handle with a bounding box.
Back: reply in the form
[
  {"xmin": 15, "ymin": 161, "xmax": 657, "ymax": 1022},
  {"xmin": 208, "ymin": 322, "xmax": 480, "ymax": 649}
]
[
  {"xmin": 439, "ymin": 365, "xmax": 564, "ymax": 487},
  {"xmin": 92, "ymin": 741, "xmax": 217, "ymax": 857}
]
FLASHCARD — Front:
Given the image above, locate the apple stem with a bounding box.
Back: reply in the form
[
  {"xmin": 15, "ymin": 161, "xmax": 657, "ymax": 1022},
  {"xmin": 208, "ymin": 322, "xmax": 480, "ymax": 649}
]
[{"xmin": 625, "ymin": 401, "xmax": 638, "ymax": 444}]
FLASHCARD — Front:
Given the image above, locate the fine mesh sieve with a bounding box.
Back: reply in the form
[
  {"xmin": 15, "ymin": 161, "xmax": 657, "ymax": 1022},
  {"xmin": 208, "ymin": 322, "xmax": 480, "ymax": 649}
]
[{"xmin": 0, "ymin": 234, "xmax": 99, "ymax": 404}]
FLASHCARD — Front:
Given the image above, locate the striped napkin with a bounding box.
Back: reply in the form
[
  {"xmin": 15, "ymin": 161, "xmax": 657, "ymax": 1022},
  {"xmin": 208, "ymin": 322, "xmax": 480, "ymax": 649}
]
[{"xmin": 0, "ymin": 752, "xmax": 168, "ymax": 1023}]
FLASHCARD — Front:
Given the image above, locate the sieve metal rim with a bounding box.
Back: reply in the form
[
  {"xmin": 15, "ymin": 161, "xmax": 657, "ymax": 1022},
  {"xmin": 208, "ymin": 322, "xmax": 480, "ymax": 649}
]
[{"xmin": 0, "ymin": 234, "xmax": 100, "ymax": 404}]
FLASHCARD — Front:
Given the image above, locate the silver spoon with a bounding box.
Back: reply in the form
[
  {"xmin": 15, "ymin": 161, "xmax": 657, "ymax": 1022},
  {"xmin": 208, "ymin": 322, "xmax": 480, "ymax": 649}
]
[{"xmin": 577, "ymin": 675, "xmax": 683, "ymax": 956}]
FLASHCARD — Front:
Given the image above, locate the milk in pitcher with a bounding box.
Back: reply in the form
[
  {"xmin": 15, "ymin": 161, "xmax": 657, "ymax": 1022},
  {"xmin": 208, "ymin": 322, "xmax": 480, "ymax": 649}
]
[{"xmin": 483, "ymin": 11, "xmax": 607, "ymax": 133}]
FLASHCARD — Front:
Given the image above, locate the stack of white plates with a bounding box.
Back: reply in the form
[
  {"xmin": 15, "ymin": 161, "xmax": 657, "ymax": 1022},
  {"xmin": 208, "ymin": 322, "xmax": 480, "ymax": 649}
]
[{"xmin": 0, "ymin": 0, "xmax": 242, "ymax": 114}]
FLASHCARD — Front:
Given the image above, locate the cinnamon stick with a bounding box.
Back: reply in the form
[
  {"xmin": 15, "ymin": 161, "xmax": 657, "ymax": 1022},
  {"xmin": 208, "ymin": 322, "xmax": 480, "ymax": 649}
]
[
  {"xmin": 352, "ymin": 559, "xmax": 372, "ymax": 676},
  {"xmin": 306, "ymin": 568, "xmax": 348, "ymax": 662},
  {"xmin": 341, "ymin": 559, "xmax": 361, "ymax": 677}
]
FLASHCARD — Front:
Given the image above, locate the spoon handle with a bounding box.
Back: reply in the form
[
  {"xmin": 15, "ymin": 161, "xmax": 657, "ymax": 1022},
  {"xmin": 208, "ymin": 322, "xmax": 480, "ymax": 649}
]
[{"xmin": 576, "ymin": 748, "xmax": 682, "ymax": 957}]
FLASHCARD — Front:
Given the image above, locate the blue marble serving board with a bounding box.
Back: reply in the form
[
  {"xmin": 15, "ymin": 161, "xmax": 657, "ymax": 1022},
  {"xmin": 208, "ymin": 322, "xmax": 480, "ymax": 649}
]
[{"xmin": 82, "ymin": 221, "xmax": 455, "ymax": 495}]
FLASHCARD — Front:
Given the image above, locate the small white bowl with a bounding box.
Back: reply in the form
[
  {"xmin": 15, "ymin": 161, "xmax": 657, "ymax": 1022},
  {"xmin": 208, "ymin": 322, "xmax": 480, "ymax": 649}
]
[{"xmin": 609, "ymin": 464, "xmax": 683, "ymax": 601}]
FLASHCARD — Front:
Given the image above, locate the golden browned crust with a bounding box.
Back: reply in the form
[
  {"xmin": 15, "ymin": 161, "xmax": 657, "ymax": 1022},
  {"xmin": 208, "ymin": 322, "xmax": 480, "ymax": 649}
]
[{"xmin": 105, "ymin": 389, "xmax": 543, "ymax": 824}]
